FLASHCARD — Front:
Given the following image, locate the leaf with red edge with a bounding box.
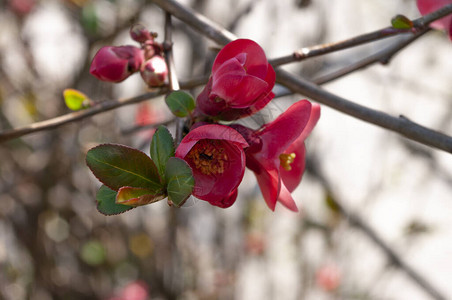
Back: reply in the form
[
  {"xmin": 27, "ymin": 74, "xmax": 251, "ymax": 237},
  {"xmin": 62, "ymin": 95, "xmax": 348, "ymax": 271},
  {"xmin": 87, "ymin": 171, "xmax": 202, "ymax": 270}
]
[
  {"xmin": 86, "ymin": 144, "xmax": 162, "ymax": 191},
  {"xmin": 96, "ymin": 185, "xmax": 134, "ymax": 215},
  {"xmin": 116, "ymin": 186, "xmax": 166, "ymax": 206},
  {"xmin": 391, "ymin": 14, "xmax": 413, "ymax": 29}
]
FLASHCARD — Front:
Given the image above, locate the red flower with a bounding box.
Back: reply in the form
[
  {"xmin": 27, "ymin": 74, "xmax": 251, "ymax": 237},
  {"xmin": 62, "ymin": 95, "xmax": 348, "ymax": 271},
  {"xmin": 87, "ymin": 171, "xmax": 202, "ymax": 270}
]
[
  {"xmin": 196, "ymin": 39, "xmax": 275, "ymax": 120},
  {"xmin": 90, "ymin": 46, "xmax": 144, "ymax": 82},
  {"xmin": 236, "ymin": 100, "xmax": 320, "ymax": 211},
  {"xmin": 417, "ymin": 0, "xmax": 452, "ymax": 40},
  {"xmin": 175, "ymin": 124, "xmax": 248, "ymax": 208}
]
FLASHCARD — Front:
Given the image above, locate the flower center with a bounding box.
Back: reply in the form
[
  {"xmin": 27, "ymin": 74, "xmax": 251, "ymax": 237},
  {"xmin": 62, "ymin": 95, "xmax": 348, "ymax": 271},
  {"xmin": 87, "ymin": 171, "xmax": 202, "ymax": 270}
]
[
  {"xmin": 279, "ymin": 153, "xmax": 296, "ymax": 171},
  {"xmin": 187, "ymin": 140, "xmax": 228, "ymax": 175}
]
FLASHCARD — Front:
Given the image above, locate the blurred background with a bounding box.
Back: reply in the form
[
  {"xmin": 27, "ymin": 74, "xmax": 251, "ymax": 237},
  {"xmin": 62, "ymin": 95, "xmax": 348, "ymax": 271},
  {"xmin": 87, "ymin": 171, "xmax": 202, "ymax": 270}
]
[{"xmin": 1, "ymin": 0, "xmax": 452, "ymax": 299}]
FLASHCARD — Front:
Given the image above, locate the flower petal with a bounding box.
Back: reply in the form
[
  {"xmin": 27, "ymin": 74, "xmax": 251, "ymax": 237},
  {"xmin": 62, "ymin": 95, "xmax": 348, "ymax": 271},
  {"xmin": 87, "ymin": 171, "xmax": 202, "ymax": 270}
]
[
  {"xmin": 277, "ymin": 183, "xmax": 299, "ymax": 212},
  {"xmin": 280, "ymin": 143, "xmax": 306, "ymax": 193},
  {"xmin": 212, "ymin": 39, "xmax": 268, "ymax": 79},
  {"xmin": 256, "ymin": 100, "xmax": 312, "ymax": 170},
  {"xmin": 280, "ymin": 103, "xmax": 320, "ymax": 192},
  {"xmin": 211, "ymin": 74, "xmax": 268, "ymax": 108},
  {"xmin": 417, "ymin": 0, "xmax": 452, "ymax": 31},
  {"xmin": 246, "ymin": 155, "xmax": 280, "ymax": 211},
  {"xmin": 175, "ymin": 124, "xmax": 248, "ymax": 158},
  {"xmin": 207, "ymin": 188, "xmax": 238, "ymax": 208}
]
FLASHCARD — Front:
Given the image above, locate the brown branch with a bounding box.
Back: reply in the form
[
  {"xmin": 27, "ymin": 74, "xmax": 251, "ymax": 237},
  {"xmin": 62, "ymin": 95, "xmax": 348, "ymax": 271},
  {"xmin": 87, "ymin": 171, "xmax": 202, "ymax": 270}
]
[
  {"xmin": 312, "ymin": 28, "xmax": 431, "ymax": 85},
  {"xmin": 0, "ymin": 78, "xmax": 205, "ymax": 143},
  {"xmin": 151, "ymin": 0, "xmax": 452, "ymax": 154},
  {"xmin": 0, "ymin": 90, "xmax": 166, "ymax": 143},
  {"xmin": 163, "ymin": 12, "xmax": 185, "ymax": 144},
  {"xmin": 276, "ymin": 70, "xmax": 452, "ymax": 153},
  {"xmin": 269, "ymin": 4, "xmax": 452, "ymax": 66}
]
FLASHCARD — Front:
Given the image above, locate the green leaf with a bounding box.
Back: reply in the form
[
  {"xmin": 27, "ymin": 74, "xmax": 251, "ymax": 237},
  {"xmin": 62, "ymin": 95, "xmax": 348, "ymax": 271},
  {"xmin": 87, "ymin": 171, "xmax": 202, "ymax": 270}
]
[
  {"xmin": 150, "ymin": 126, "xmax": 175, "ymax": 181},
  {"xmin": 86, "ymin": 144, "xmax": 162, "ymax": 191},
  {"xmin": 63, "ymin": 89, "xmax": 90, "ymax": 111},
  {"xmin": 116, "ymin": 186, "xmax": 166, "ymax": 206},
  {"xmin": 165, "ymin": 91, "xmax": 195, "ymax": 117},
  {"xmin": 391, "ymin": 14, "xmax": 413, "ymax": 29},
  {"xmin": 165, "ymin": 157, "xmax": 194, "ymax": 207},
  {"xmin": 96, "ymin": 185, "xmax": 134, "ymax": 215}
]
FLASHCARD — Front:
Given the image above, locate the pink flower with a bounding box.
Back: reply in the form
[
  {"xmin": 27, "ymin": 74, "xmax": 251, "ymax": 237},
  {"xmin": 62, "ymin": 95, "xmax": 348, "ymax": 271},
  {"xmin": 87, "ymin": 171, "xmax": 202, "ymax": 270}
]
[
  {"xmin": 315, "ymin": 265, "xmax": 341, "ymax": 292},
  {"xmin": 417, "ymin": 0, "xmax": 452, "ymax": 40},
  {"xmin": 234, "ymin": 100, "xmax": 320, "ymax": 211},
  {"xmin": 140, "ymin": 55, "xmax": 168, "ymax": 87},
  {"xmin": 196, "ymin": 39, "xmax": 275, "ymax": 120},
  {"xmin": 175, "ymin": 124, "xmax": 248, "ymax": 208},
  {"xmin": 107, "ymin": 280, "xmax": 149, "ymax": 300},
  {"xmin": 90, "ymin": 46, "xmax": 144, "ymax": 82}
]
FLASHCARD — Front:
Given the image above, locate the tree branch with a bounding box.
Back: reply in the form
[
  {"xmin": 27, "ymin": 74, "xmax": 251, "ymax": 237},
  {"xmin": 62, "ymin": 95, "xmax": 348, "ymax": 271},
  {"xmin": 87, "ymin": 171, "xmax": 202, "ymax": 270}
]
[
  {"xmin": 151, "ymin": 0, "xmax": 452, "ymax": 154},
  {"xmin": 312, "ymin": 28, "xmax": 430, "ymax": 85},
  {"xmin": 163, "ymin": 12, "xmax": 185, "ymax": 144},
  {"xmin": 269, "ymin": 4, "xmax": 452, "ymax": 66},
  {"xmin": 0, "ymin": 77, "xmax": 204, "ymax": 143},
  {"xmin": 0, "ymin": 90, "xmax": 166, "ymax": 143}
]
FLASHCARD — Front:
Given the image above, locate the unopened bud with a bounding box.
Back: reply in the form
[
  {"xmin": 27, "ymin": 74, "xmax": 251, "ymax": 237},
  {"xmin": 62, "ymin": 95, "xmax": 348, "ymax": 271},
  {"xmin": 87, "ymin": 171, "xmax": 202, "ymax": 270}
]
[
  {"xmin": 130, "ymin": 24, "xmax": 154, "ymax": 44},
  {"xmin": 140, "ymin": 56, "xmax": 168, "ymax": 87},
  {"xmin": 89, "ymin": 45, "xmax": 144, "ymax": 82}
]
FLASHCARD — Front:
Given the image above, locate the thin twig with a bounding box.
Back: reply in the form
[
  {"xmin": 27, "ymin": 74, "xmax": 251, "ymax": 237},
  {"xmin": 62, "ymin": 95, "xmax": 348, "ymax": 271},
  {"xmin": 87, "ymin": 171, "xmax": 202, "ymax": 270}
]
[
  {"xmin": 0, "ymin": 78, "xmax": 205, "ymax": 143},
  {"xmin": 164, "ymin": 12, "xmax": 185, "ymax": 144},
  {"xmin": 151, "ymin": 0, "xmax": 452, "ymax": 154},
  {"xmin": 312, "ymin": 28, "xmax": 431, "ymax": 85},
  {"xmin": 269, "ymin": 4, "xmax": 452, "ymax": 66},
  {"xmin": 306, "ymin": 158, "xmax": 447, "ymax": 300},
  {"xmin": 0, "ymin": 90, "xmax": 166, "ymax": 143}
]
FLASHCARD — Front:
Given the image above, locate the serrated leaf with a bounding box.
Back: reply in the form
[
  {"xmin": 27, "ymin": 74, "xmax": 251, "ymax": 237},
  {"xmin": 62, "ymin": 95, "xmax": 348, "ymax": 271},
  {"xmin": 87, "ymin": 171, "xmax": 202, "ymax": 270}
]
[
  {"xmin": 63, "ymin": 89, "xmax": 90, "ymax": 111},
  {"xmin": 165, "ymin": 91, "xmax": 195, "ymax": 117},
  {"xmin": 391, "ymin": 14, "xmax": 413, "ymax": 29},
  {"xmin": 96, "ymin": 185, "xmax": 134, "ymax": 215},
  {"xmin": 86, "ymin": 144, "xmax": 162, "ymax": 191},
  {"xmin": 116, "ymin": 186, "xmax": 166, "ymax": 206},
  {"xmin": 150, "ymin": 126, "xmax": 175, "ymax": 181},
  {"xmin": 165, "ymin": 157, "xmax": 194, "ymax": 207}
]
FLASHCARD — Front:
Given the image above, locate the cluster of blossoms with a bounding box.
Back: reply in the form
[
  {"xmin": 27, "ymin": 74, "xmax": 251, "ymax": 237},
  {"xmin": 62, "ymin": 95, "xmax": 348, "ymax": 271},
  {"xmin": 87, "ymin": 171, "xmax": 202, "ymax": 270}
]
[
  {"xmin": 90, "ymin": 24, "xmax": 168, "ymax": 86},
  {"xmin": 174, "ymin": 39, "xmax": 320, "ymax": 211},
  {"xmin": 88, "ymin": 29, "xmax": 320, "ymax": 212}
]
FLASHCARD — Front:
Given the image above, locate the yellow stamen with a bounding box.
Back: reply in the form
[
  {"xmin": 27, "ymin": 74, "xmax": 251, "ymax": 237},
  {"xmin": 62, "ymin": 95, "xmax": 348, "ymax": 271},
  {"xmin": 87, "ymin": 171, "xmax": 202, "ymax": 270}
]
[{"xmin": 279, "ymin": 153, "xmax": 296, "ymax": 171}]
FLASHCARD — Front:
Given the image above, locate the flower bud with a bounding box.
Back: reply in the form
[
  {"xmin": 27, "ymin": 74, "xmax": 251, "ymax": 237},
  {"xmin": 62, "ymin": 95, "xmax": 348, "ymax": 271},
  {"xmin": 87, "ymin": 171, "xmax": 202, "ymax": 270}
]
[
  {"xmin": 90, "ymin": 46, "xmax": 144, "ymax": 83},
  {"xmin": 130, "ymin": 24, "xmax": 154, "ymax": 44},
  {"xmin": 140, "ymin": 55, "xmax": 168, "ymax": 87}
]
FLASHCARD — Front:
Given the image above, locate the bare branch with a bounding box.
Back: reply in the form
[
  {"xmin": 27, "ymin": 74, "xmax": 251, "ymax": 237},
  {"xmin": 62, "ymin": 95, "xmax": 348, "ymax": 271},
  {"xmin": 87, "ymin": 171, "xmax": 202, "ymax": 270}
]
[
  {"xmin": 0, "ymin": 78, "xmax": 203, "ymax": 143},
  {"xmin": 0, "ymin": 90, "xmax": 165, "ymax": 143},
  {"xmin": 163, "ymin": 12, "xmax": 185, "ymax": 144},
  {"xmin": 312, "ymin": 28, "xmax": 430, "ymax": 85},
  {"xmin": 152, "ymin": 0, "xmax": 452, "ymax": 154},
  {"xmin": 269, "ymin": 4, "xmax": 452, "ymax": 66}
]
